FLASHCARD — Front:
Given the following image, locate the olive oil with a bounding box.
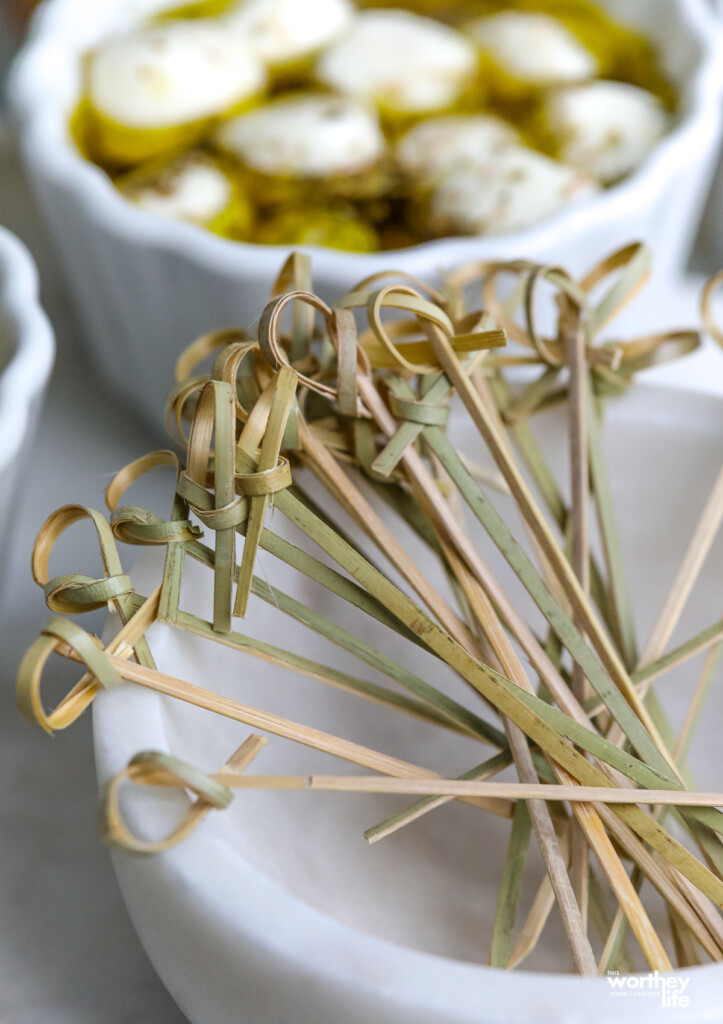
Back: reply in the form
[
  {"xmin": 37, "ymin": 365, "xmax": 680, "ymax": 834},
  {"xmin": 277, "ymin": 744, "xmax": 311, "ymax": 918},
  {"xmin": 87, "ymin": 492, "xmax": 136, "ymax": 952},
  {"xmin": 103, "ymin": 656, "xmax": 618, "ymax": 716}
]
[{"xmin": 357, "ymin": 0, "xmax": 673, "ymax": 108}]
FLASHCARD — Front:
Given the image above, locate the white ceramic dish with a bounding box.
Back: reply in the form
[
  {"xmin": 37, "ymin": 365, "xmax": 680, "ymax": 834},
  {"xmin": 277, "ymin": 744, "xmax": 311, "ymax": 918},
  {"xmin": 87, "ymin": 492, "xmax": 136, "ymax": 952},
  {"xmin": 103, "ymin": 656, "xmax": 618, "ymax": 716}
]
[
  {"xmin": 9, "ymin": 0, "xmax": 723, "ymax": 433},
  {"xmin": 94, "ymin": 381, "xmax": 723, "ymax": 1024},
  {"xmin": 0, "ymin": 226, "xmax": 54, "ymax": 580}
]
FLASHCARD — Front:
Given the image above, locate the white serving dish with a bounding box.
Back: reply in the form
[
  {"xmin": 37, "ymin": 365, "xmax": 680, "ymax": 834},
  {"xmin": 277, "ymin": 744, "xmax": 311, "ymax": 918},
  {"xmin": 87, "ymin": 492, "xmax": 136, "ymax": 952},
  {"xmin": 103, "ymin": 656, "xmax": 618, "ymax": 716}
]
[
  {"xmin": 9, "ymin": 0, "xmax": 723, "ymax": 433},
  {"xmin": 0, "ymin": 225, "xmax": 54, "ymax": 583},
  {"xmin": 94, "ymin": 381, "xmax": 723, "ymax": 1024}
]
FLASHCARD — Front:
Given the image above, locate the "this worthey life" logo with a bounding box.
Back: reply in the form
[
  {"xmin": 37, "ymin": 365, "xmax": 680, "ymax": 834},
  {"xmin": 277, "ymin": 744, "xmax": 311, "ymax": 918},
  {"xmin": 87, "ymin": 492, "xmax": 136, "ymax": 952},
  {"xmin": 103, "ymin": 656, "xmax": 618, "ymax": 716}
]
[{"xmin": 607, "ymin": 970, "xmax": 691, "ymax": 1009}]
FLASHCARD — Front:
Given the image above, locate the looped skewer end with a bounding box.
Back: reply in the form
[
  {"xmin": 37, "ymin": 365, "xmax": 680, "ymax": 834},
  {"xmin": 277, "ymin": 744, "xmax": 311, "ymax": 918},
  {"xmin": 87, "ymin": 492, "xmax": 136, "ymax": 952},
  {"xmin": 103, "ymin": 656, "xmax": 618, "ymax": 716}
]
[
  {"xmin": 236, "ymin": 456, "xmax": 292, "ymax": 498},
  {"xmin": 17, "ymin": 618, "xmax": 121, "ymax": 734},
  {"xmin": 102, "ymin": 736, "xmax": 267, "ymax": 854},
  {"xmin": 44, "ymin": 572, "xmax": 135, "ymax": 614}
]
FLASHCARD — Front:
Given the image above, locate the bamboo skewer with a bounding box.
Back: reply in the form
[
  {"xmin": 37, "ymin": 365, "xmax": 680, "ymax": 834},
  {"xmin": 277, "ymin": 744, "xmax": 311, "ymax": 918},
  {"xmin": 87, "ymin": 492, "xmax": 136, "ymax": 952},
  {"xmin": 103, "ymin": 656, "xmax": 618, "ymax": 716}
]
[
  {"xmin": 638, "ymin": 463, "xmax": 723, "ymax": 672},
  {"xmin": 47, "ymin": 559, "xmax": 723, "ymax": 918},
  {"xmin": 674, "ymin": 643, "xmax": 723, "ymax": 767},
  {"xmin": 483, "ymin": 371, "xmax": 611, "ymax": 629},
  {"xmin": 113, "ymin": 766, "xmax": 723, "ymax": 807},
  {"xmin": 595, "ymin": 810, "xmax": 723, "ymax": 964},
  {"xmin": 599, "ymin": 463, "xmax": 723, "ymax": 754},
  {"xmin": 557, "ymin": 765, "xmax": 671, "ymax": 971},
  {"xmin": 364, "ymin": 753, "xmax": 514, "ymax": 844},
  {"xmin": 586, "ymin": 388, "xmax": 638, "ymax": 673},
  {"xmin": 566, "ymin": 316, "xmax": 592, "ymax": 932},
  {"xmin": 449, "ymin": 551, "xmax": 665, "ymax": 971}
]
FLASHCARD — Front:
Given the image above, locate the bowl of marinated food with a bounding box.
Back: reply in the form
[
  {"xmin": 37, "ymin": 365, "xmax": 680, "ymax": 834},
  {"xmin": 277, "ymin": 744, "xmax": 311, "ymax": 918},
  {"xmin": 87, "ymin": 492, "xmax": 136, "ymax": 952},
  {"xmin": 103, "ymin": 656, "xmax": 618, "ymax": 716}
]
[{"xmin": 9, "ymin": 0, "xmax": 723, "ymax": 429}]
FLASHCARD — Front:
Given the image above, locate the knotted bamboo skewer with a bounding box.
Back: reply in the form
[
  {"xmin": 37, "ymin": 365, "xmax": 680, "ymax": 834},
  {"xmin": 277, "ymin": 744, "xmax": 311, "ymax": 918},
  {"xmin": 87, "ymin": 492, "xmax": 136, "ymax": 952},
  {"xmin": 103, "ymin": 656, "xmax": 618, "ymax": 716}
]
[{"xmin": 17, "ymin": 245, "xmax": 723, "ymax": 975}]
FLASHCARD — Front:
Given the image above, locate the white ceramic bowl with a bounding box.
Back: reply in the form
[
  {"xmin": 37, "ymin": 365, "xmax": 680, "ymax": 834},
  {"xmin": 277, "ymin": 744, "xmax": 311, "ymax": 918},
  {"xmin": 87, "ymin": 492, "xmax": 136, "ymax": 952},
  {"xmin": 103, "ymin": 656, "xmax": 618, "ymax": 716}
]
[
  {"xmin": 94, "ymin": 381, "xmax": 723, "ymax": 1024},
  {"xmin": 0, "ymin": 226, "xmax": 54, "ymax": 578},
  {"xmin": 9, "ymin": 0, "xmax": 723, "ymax": 433}
]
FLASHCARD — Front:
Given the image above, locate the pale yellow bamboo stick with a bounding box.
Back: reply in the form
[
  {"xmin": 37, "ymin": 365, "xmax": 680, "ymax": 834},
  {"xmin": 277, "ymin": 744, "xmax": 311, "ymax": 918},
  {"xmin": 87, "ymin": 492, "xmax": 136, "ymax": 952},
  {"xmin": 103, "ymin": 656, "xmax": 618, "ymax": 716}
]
[
  {"xmin": 638, "ymin": 464, "xmax": 723, "ymax": 671},
  {"xmin": 132, "ymin": 771, "xmax": 723, "ymax": 806},
  {"xmin": 55, "ymin": 643, "xmax": 514, "ymax": 820},
  {"xmin": 567, "ymin": 318, "xmax": 592, "ymax": 931},
  {"xmin": 564, "ymin": 775, "xmax": 671, "ymax": 971}
]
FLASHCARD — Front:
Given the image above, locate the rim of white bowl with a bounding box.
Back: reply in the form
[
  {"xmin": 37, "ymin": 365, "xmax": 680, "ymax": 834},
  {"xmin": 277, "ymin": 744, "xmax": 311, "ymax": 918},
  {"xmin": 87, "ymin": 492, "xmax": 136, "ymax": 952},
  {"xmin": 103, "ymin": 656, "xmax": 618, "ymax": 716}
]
[
  {"xmin": 7, "ymin": 0, "xmax": 723, "ymax": 282},
  {"xmin": 94, "ymin": 384, "xmax": 723, "ymax": 1024},
  {"xmin": 0, "ymin": 225, "xmax": 55, "ymax": 472}
]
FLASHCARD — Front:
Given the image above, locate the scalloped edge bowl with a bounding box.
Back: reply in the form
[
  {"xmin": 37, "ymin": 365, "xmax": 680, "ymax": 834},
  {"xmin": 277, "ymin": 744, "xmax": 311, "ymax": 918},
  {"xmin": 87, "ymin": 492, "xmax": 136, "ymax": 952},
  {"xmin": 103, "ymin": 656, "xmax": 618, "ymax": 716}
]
[
  {"xmin": 8, "ymin": 0, "xmax": 723, "ymax": 431},
  {"xmin": 0, "ymin": 225, "xmax": 55, "ymax": 577}
]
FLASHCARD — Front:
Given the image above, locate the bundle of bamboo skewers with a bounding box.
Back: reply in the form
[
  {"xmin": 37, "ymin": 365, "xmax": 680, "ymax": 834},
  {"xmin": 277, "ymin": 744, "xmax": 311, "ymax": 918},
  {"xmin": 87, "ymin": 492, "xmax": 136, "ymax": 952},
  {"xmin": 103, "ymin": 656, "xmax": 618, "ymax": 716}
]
[{"xmin": 18, "ymin": 244, "xmax": 723, "ymax": 976}]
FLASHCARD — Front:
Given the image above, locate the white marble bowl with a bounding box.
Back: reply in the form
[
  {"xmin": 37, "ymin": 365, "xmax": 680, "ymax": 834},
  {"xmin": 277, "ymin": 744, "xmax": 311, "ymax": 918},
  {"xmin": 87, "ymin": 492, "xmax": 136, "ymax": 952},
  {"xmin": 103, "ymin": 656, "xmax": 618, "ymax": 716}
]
[
  {"xmin": 0, "ymin": 226, "xmax": 54, "ymax": 573},
  {"xmin": 9, "ymin": 0, "xmax": 723, "ymax": 432},
  {"xmin": 94, "ymin": 382, "xmax": 723, "ymax": 1024}
]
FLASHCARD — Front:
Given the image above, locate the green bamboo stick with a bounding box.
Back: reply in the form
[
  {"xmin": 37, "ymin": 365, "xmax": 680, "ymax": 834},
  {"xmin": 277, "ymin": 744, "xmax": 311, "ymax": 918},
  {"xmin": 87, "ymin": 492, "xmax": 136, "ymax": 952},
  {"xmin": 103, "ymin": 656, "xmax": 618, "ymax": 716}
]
[
  {"xmin": 364, "ymin": 751, "xmax": 514, "ymax": 844},
  {"xmin": 490, "ymin": 800, "xmax": 533, "ymax": 967},
  {"xmin": 586, "ymin": 389, "xmax": 638, "ymax": 671}
]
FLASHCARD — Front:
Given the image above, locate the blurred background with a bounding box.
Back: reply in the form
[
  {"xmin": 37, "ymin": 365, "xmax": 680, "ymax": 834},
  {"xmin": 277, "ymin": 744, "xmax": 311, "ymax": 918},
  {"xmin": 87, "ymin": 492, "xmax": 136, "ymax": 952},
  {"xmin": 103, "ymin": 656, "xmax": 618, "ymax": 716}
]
[{"xmin": 0, "ymin": 2, "xmax": 188, "ymax": 1021}]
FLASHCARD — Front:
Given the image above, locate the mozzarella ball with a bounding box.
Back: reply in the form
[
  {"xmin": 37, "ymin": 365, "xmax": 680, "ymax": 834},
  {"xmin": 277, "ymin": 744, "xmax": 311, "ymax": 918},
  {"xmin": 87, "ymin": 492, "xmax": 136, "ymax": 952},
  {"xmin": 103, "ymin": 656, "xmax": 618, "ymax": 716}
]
[
  {"xmin": 119, "ymin": 153, "xmax": 236, "ymax": 226},
  {"xmin": 467, "ymin": 12, "xmax": 597, "ymax": 86},
  {"xmin": 544, "ymin": 80, "xmax": 667, "ymax": 183},
  {"xmin": 426, "ymin": 146, "xmax": 597, "ymax": 236},
  {"xmin": 223, "ymin": 0, "xmax": 355, "ymax": 67},
  {"xmin": 87, "ymin": 22, "xmax": 266, "ymax": 129},
  {"xmin": 397, "ymin": 115, "xmax": 519, "ymax": 183},
  {"xmin": 317, "ymin": 10, "xmax": 478, "ymax": 115},
  {"xmin": 215, "ymin": 93, "xmax": 384, "ymax": 177}
]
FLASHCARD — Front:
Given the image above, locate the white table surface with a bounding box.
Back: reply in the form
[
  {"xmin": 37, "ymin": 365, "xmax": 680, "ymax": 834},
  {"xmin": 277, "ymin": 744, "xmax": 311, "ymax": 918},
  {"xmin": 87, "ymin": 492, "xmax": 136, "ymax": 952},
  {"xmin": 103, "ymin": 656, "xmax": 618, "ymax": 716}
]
[
  {"xmin": 0, "ymin": 132, "xmax": 188, "ymax": 1020},
  {"xmin": 3, "ymin": 26, "xmax": 723, "ymax": 1021}
]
